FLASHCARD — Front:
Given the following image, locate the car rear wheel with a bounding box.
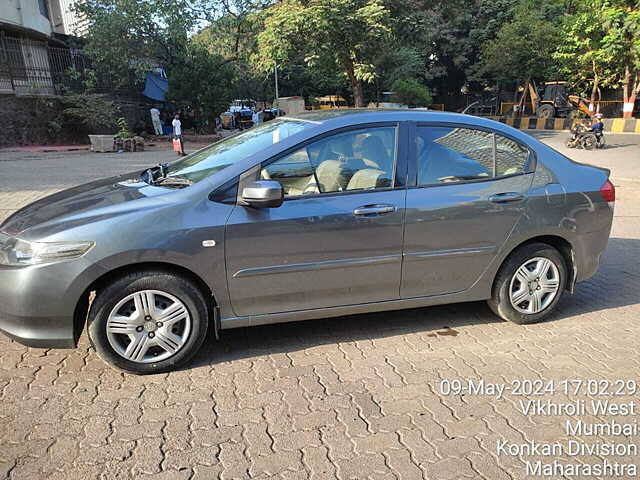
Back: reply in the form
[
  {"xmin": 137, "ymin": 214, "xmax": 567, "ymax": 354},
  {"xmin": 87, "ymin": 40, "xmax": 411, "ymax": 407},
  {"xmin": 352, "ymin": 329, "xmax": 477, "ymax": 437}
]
[
  {"xmin": 88, "ymin": 270, "xmax": 209, "ymax": 374},
  {"xmin": 488, "ymin": 243, "xmax": 567, "ymax": 325}
]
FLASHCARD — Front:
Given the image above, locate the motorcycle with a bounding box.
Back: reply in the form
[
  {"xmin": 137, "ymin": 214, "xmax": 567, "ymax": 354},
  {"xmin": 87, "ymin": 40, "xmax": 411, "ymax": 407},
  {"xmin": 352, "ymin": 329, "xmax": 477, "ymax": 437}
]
[{"xmin": 565, "ymin": 123, "xmax": 605, "ymax": 150}]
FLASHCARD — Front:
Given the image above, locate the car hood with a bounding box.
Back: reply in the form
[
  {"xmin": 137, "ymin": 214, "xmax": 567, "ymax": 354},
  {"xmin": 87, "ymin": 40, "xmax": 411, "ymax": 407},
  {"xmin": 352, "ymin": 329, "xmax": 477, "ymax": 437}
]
[{"xmin": 0, "ymin": 173, "xmax": 174, "ymax": 237}]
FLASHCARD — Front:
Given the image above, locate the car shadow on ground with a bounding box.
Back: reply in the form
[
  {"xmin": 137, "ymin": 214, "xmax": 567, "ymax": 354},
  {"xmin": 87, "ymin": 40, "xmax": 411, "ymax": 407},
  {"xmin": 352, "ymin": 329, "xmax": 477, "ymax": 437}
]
[
  {"xmin": 187, "ymin": 237, "xmax": 639, "ymax": 369},
  {"xmin": 189, "ymin": 301, "xmax": 505, "ymax": 369}
]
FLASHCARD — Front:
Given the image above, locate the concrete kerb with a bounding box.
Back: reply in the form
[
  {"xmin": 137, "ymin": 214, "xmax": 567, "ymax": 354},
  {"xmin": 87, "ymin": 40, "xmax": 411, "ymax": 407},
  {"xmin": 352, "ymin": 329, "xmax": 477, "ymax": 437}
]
[{"xmin": 489, "ymin": 116, "xmax": 640, "ymax": 133}]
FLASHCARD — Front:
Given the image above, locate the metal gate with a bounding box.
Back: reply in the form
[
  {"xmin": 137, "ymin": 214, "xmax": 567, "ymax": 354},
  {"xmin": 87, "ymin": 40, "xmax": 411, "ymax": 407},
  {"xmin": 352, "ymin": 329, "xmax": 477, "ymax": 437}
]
[{"xmin": 0, "ymin": 32, "xmax": 88, "ymax": 96}]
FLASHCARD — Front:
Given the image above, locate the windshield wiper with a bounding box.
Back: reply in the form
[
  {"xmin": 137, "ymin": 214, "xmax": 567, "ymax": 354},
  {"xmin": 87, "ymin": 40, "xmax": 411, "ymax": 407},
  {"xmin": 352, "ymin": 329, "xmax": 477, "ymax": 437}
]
[{"xmin": 141, "ymin": 163, "xmax": 169, "ymax": 184}]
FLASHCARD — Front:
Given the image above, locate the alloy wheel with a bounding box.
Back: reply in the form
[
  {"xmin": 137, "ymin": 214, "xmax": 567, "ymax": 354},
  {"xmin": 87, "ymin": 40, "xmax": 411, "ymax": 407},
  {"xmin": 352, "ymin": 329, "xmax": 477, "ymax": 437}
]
[
  {"xmin": 509, "ymin": 257, "xmax": 560, "ymax": 314},
  {"xmin": 106, "ymin": 290, "xmax": 191, "ymax": 363}
]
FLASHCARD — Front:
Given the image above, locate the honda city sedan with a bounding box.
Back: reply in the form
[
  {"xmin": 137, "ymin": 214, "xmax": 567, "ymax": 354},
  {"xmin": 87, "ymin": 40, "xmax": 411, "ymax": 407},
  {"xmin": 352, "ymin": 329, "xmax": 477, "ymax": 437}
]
[{"xmin": 0, "ymin": 110, "xmax": 614, "ymax": 373}]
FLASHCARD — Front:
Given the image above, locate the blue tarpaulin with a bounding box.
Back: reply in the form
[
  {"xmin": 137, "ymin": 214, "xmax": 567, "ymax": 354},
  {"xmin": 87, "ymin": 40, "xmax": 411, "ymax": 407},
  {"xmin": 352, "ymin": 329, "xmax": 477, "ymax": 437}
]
[{"xmin": 143, "ymin": 72, "xmax": 168, "ymax": 101}]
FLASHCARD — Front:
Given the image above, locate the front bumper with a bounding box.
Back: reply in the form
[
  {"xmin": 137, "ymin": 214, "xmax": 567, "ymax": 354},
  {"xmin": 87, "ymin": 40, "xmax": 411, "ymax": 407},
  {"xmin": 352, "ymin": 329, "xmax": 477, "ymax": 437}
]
[
  {"xmin": 0, "ymin": 311, "xmax": 75, "ymax": 348},
  {"xmin": 0, "ymin": 259, "xmax": 96, "ymax": 348}
]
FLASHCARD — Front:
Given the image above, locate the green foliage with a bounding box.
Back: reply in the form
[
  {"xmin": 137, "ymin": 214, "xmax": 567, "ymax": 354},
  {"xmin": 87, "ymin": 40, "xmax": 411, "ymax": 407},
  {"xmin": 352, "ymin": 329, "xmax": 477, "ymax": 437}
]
[
  {"xmin": 75, "ymin": 0, "xmax": 196, "ymax": 88},
  {"xmin": 114, "ymin": 117, "xmax": 134, "ymax": 138},
  {"xmin": 554, "ymin": 0, "xmax": 640, "ymax": 109},
  {"xmin": 76, "ymin": 0, "xmax": 638, "ymax": 114},
  {"xmin": 166, "ymin": 42, "xmax": 235, "ymax": 126},
  {"xmin": 477, "ymin": 6, "xmax": 560, "ymax": 85},
  {"xmin": 598, "ymin": 0, "xmax": 640, "ymax": 103},
  {"xmin": 387, "ymin": 0, "xmax": 521, "ymax": 96},
  {"xmin": 78, "ymin": 0, "xmax": 237, "ymax": 127},
  {"xmin": 391, "ymin": 78, "xmax": 432, "ymax": 106},
  {"xmin": 554, "ymin": 4, "xmax": 613, "ymax": 99},
  {"xmin": 60, "ymin": 94, "xmax": 120, "ymax": 133},
  {"xmin": 47, "ymin": 120, "xmax": 62, "ymax": 137},
  {"xmin": 256, "ymin": 0, "xmax": 393, "ymax": 106}
]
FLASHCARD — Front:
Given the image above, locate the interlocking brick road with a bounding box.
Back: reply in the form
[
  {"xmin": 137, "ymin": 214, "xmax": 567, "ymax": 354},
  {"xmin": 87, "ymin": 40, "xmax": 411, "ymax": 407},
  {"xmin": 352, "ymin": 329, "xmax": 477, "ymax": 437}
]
[{"xmin": 1, "ymin": 134, "xmax": 639, "ymax": 479}]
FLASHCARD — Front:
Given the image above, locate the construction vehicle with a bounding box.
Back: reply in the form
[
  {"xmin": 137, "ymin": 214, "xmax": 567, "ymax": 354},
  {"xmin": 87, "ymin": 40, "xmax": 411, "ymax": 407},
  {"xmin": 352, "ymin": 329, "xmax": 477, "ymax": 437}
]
[
  {"xmin": 316, "ymin": 95, "xmax": 348, "ymax": 109},
  {"xmin": 514, "ymin": 81, "xmax": 593, "ymax": 119}
]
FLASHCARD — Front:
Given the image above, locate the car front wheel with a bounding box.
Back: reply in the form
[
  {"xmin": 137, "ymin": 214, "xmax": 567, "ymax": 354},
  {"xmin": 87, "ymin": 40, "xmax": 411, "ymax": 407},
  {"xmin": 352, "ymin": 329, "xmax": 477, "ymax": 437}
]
[
  {"xmin": 87, "ymin": 270, "xmax": 209, "ymax": 374},
  {"xmin": 488, "ymin": 243, "xmax": 567, "ymax": 324}
]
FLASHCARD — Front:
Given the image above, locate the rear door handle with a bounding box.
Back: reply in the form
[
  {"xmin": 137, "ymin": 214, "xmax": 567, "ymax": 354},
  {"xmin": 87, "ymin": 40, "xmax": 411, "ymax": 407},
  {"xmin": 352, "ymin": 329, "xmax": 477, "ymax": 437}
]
[
  {"xmin": 489, "ymin": 192, "xmax": 525, "ymax": 204},
  {"xmin": 353, "ymin": 204, "xmax": 396, "ymax": 216}
]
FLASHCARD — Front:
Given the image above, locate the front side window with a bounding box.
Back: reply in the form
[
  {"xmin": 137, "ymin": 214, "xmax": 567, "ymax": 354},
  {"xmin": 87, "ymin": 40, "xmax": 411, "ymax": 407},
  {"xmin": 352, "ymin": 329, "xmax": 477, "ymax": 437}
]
[
  {"xmin": 166, "ymin": 119, "xmax": 314, "ymax": 183},
  {"xmin": 262, "ymin": 126, "xmax": 397, "ymax": 197},
  {"xmin": 416, "ymin": 126, "xmax": 530, "ymax": 186}
]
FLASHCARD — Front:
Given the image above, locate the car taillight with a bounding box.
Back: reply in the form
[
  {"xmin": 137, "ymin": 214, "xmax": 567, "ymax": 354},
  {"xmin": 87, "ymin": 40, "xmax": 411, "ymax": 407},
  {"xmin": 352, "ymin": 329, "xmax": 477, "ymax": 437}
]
[{"xmin": 600, "ymin": 179, "xmax": 615, "ymax": 205}]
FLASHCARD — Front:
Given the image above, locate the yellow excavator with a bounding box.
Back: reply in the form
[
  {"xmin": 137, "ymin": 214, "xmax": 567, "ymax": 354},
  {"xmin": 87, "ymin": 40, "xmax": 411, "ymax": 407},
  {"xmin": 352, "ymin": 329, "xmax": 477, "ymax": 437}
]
[{"xmin": 516, "ymin": 80, "xmax": 593, "ymax": 118}]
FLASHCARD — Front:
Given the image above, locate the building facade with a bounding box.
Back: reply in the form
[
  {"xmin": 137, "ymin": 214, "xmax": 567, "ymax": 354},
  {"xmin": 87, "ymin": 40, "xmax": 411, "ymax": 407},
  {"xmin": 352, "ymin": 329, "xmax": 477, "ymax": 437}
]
[
  {"xmin": 49, "ymin": 0, "xmax": 87, "ymax": 36},
  {"xmin": 0, "ymin": 0, "xmax": 86, "ymax": 95}
]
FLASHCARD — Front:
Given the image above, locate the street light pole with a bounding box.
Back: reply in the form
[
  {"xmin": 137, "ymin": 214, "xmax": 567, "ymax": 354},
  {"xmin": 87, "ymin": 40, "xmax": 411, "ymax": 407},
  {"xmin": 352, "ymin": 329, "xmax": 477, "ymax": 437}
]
[{"xmin": 274, "ymin": 62, "xmax": 279, "ymax": 103}]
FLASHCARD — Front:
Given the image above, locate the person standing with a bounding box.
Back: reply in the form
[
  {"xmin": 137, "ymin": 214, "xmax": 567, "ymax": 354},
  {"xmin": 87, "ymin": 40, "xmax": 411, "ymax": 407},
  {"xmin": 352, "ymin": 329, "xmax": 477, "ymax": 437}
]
[
  {"xmin": 172, "ymin": 112, "xmax": 186, "ymax": 156},
  {"xmin": 150, "ymin": 107, "xmax": 162, "ymax": 136},
  {"xmin": 252, "ymin": 109, "xmax": 261, "ymax": 127}
]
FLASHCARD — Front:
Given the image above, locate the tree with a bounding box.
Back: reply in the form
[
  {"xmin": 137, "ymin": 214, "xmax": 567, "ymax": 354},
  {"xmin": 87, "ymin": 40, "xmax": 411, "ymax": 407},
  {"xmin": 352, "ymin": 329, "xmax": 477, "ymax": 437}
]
[
  {"xmin": 477, "ymin": 6, "xmax": 560, "ymax": 93},
  {"xmin": 166, "ymin": 43, "xmax": 235, "ymax": 128},
  {"xmin": 386, "ymin": 0, "xmax": 521, "ymax": 99},
  {"xmin": 391, "ymin": 78, "xmax": 432, "ymax": 106},
  {"xmin": 256, "ymin": 0, "xmax": 392, "ymax": 107},
  {"xmin": 554, "ymin": 0, "xmax": 639, "ymax": 118},
  {"xmin": 76, "ymin": 0, "xmax": 238, "ymax": 129},
  {"xmin": 75, "ymin": 0, "xmax": 196, "ymax": 89},
  {"xmin": 555, "ymin": 5, "xmax": 615, "ymax": 108},
  {"xmin": 599, "ymin": 0, "xmax": 640, "ymax": 118}
]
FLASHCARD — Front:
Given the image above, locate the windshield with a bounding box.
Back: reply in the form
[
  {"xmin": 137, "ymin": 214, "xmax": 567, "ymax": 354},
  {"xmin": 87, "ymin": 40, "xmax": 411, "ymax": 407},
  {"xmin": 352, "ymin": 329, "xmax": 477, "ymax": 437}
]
[{"xmin": 166, "ymin": 119, "xmax": 315, "ymax": 183}]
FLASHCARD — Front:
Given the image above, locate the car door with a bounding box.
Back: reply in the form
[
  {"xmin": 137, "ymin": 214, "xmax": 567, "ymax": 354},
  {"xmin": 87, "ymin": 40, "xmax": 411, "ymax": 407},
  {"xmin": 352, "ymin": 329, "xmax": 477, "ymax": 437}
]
[
  {"xmin": 401, "ymin": 123, "xmax": 535, "ymax": 298},
  {"xmin": 225, "ymin": 123, "xmax": 408, "ymax": 317}
]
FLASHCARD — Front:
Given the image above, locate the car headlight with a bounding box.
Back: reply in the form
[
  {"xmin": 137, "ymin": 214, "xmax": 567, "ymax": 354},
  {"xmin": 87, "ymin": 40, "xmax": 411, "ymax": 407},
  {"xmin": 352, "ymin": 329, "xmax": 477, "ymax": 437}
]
[{"xmin": 0, "ymin": 235, "xmax": 94, "ymax": 266}]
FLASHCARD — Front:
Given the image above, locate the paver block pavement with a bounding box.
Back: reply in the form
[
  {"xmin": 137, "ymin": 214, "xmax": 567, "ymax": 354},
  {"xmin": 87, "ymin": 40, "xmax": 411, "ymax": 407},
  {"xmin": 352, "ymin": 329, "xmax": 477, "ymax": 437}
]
[{"xmin": 1, "ymin": 138, "xmax": 640, "ymax": 479}]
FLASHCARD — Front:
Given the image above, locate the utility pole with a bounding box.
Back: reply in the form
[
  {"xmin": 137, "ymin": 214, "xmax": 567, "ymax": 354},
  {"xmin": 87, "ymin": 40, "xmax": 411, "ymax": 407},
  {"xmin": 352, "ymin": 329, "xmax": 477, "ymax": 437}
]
[{"xmin": 274, "ymin": 63, "xmax": 279, "ymax": 103}]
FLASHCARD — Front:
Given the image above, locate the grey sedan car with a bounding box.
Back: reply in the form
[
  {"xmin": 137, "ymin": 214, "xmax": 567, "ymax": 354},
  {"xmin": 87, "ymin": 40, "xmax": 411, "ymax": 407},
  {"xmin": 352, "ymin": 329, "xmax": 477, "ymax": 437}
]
[{"xmin": 0, "ymin": 110, "xmax": 614, "ymax": 374}]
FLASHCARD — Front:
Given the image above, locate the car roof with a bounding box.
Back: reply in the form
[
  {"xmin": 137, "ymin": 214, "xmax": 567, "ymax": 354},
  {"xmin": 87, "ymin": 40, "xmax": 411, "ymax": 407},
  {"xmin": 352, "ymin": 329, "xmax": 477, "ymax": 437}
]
[
  {"xmin": 287, "ymin": 108, "xmax": 495, "ymax": 126},
  {"xmin": 284, "ymin": 108, "xmax": 539, "ymax": 146}
]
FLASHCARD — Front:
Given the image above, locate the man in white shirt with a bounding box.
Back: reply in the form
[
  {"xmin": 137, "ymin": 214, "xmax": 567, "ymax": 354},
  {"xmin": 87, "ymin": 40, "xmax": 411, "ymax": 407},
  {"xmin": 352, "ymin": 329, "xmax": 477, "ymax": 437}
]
[
  {"xmin": 172, "ymin": 113, "xmax": 186, "ymax": 156},
  {"xmin": 150, "ymin": 107, "xmax": 162, "ymax": 135},
  {"xmin": 252, "ymin": 109, "xmax": 261, "ymax": 127}
]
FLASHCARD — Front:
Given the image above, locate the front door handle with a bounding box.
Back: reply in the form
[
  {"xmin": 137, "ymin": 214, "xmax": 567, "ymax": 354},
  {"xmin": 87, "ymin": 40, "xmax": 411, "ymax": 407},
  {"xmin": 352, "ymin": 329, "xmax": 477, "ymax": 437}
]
[
  {"xmin": 353, "ymin": 204, "xmax": 396, "ymax": 216},
  {"xmin": 489, "ymin": 192, "xmax": 525, "ymax": 204}
]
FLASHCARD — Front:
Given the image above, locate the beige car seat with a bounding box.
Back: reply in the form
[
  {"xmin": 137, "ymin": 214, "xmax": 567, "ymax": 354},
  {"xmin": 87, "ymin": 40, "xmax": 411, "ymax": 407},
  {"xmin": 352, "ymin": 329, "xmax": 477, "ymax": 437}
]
[
  {"xmin": 347, "ymin": 168, "xmax": 386, "ymax": 190},
  {"xmin": 304, "ymin": 160, "xmax": 348, "ymax": 194}
]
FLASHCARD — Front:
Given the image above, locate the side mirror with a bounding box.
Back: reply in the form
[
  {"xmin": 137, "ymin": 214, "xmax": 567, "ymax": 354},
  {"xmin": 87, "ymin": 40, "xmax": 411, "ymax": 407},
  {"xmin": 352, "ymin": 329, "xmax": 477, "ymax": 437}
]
[{"xmin": 241, "ymin": 180, "xmax": 284, "ymax": 208}]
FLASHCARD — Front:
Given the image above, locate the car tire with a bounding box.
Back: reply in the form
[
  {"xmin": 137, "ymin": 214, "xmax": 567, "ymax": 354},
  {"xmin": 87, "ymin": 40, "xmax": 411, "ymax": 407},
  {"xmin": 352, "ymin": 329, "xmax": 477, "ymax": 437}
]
[
  {"xmin": 87, "ymin": 270, "xmax": 209, "ymax": 374},
  {"xmin": 488, "ymin": 243, "xmax": 567, "ymax": 325}
]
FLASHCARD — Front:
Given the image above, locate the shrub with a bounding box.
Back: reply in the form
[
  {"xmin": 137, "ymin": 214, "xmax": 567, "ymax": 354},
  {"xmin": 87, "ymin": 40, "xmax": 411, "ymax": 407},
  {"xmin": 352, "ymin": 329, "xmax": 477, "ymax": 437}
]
[
  {"xmin": 114, "ymin": 117, "xmax": 133, "ymax": 138},
  {"xmin": 61, "ymin": 94, "xmax": 120, "ymax": 133},
  {"xmin": 391, "ymin": 78, "xmax": 433, "ymax": 107}
]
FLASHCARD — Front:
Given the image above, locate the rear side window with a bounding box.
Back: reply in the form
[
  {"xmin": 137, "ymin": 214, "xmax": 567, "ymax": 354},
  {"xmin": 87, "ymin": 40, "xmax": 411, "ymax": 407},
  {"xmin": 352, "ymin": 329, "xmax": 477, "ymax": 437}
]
[
  {"xmin": 495, "ymin": 134, "xmax": 530, "ymax": 176},
  {"xmin": 416, "ymin": 126, "xmax": 531, "ymax": 186}
]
